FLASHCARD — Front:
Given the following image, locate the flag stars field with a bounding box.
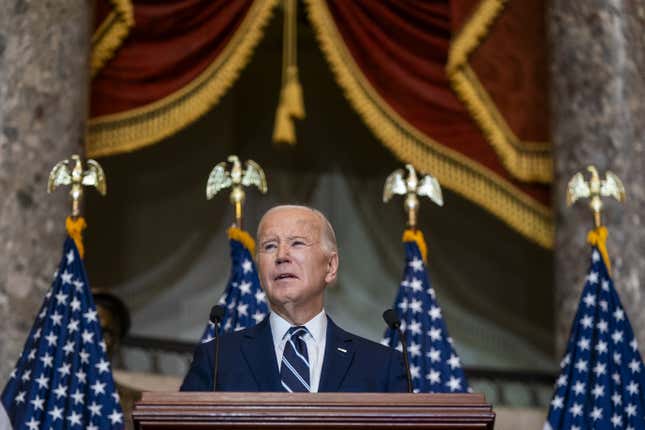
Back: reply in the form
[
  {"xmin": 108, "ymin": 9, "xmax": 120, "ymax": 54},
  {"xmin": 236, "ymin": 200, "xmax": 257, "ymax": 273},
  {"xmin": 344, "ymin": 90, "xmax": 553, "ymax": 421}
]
[
  {"xmin": 1, "ymin": 236, "xmax": 125, "ymax": 429},
  {"xmin": 383, "ymin": 233, "xmax": 468, "ymax": 394},
  {"xmin": 200, "ymin": 230, "xmax": 269, "ymax": 344},
  {"xmin": 544, "ymin": 241, "xmax": 645, "ymax": 430}
]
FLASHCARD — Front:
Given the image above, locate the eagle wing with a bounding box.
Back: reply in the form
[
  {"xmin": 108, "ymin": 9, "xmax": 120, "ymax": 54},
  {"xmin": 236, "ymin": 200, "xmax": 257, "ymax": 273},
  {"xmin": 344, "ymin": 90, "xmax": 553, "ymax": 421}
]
[
  {"xmin": 82, "ymin": 159, "xmax": 107, "ymax": 195},
  {"xmin": 567, "ymin": 172, "xmax": 590, "ymax": 206},
  {"xmin": 417, "ymin": 175, "xmax": 443, "ymax": 207},
  {"xmin": 47, "ymin": 159, "xmax": 71, "ymax": 193},
  {"xmin": 241, "ymin": 160, "xmax": 267, "ymax": 194},
  {"xmin": 383, "ymin": 169, "xmax": 407, "ymax": 202},
  {"xmin": 601, "ymin": 171, "xmax": 626, "ymax": 202},
  {"xmin": 206, "ymin": 162, "xmax": 232, "ymax": 199}
]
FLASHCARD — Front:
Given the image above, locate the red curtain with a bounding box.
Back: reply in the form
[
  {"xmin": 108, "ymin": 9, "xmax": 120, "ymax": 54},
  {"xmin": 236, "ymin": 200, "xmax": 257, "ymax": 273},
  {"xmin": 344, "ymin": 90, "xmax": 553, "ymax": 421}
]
[
  {"xmin": 88, "ymin": 0, "xmax": 552, "ymax": 246},
  {"xmin": 325, "ymin": 0, "xmax": 548, "ymax": 203},
  {"xmin": 92, "ymin": 0, "xmax": 252, "ymax": 116}
]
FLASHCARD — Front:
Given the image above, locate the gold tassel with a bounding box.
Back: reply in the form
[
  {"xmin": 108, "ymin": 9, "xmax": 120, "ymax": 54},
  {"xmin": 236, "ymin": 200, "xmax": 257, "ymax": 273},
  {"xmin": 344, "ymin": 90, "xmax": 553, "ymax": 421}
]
[
  {"xmin": 284, "ymin": 65, "xmax": 305, "ymax": 119},
  {"xmin": 273, "ymin": 0, "xmax": 304, "ymax": 144},
  {"xmin": 273, "ymin": 101, "xmax": 296, "ymax": 144},
  {"xmin": 227, "ymin": 226, "xmax": 256, "ymax": 255},
  {"xmin": 66, "ymin": 216, "xmax": 87, "ymax": 259},
  {"xmin": 402, "ymin": 229, "xmax": 428, "ymax": 263},
  {"xmin": 587, "ymin": 226, "xmax": 611, "ymax": 274}
]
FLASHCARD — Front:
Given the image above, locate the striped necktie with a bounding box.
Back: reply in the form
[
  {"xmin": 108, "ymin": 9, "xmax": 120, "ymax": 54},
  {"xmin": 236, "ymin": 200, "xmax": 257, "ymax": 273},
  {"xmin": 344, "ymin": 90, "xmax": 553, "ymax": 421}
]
[{"xmin": 280, "ymin": 326, "xmax": 311, "ymax": 392}]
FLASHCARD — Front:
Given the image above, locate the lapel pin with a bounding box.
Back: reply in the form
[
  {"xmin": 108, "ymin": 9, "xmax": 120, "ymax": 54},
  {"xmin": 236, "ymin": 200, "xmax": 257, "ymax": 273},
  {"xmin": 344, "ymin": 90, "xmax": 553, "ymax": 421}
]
[{"xmin": 337, "ymin": 347, "xmax": 348, "ymax": 353}]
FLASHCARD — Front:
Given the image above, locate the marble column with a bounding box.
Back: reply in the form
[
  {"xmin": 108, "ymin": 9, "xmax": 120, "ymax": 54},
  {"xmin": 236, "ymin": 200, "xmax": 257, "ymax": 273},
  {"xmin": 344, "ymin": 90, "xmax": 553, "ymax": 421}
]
[
  {"xmin": 549, "ymin": 1, "xmax": 645, "ymax": 355},
  {"xmin": 0, "ymin": 1, "xmax": 91, "ymax": 381}
]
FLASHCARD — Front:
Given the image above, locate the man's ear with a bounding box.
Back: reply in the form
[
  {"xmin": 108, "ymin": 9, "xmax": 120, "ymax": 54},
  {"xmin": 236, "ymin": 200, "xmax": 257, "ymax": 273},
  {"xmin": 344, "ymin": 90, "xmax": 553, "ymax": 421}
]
[{"xmin": 324, "ymin": 252, "xmax": 339, "ymax": 285}]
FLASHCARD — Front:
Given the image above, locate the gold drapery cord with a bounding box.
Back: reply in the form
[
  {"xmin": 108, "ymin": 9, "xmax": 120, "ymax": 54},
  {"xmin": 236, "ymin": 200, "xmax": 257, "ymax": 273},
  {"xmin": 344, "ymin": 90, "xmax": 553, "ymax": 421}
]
[
  {"xmin": 446, "ymin": 0, "xmax": 552, "ymax": 183},
  {"xmin": 273, "ymin": 0, "xmax": 306, "ymax": 144},
  {"xmin": 87, "ymin": 0, "xmax": 280, "ymax": 158},
  {"xmin": 304, "ymin": 0, "xmax": 553, "ymax": 248},
  {"xmin": 91, "ymin": 0, "xmax": 134, "ymax": 78}
]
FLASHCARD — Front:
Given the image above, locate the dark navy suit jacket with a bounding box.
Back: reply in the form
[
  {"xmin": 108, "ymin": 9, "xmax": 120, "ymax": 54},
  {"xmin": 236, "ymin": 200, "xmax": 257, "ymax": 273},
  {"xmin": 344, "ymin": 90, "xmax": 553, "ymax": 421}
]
[{"xmin": 180, "ymin": 315, "xmax": 408, "ymax": 392}]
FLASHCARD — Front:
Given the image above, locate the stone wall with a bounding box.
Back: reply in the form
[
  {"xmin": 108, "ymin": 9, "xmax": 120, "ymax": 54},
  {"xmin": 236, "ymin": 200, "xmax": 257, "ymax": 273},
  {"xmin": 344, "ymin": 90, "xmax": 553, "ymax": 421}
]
[
  {"xmin": 550, "ymin": 1, "xmax": 645, "ymax": 353},
  {"xmin": 0, "ymin": 0, "xmax": 91, "ymax": 382}
]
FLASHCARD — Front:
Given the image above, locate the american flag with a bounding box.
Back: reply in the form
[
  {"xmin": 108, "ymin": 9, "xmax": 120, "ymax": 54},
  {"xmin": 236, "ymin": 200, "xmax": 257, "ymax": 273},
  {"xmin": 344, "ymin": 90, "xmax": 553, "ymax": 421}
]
[
  {"xmin": 382, "ymin": 230, "xmax": 468, "ymax": 393},
  {"xmin": 1, "ymin": 235, "xmax": 124, "ymax": 429},
  {"xmin": 200, "ymin": 227, "xmax": 268, "ymax": 342},
  {"xmin": 545, "ymin": 242, "xmax": 645, "ymax": 429}
]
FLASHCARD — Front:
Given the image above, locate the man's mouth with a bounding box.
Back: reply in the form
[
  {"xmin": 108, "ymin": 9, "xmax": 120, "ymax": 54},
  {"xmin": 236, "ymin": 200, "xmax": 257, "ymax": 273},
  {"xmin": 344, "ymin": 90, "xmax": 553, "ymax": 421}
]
[{"xmin": 274, "ymin": 273, "xmax": 298, "ymax": 281}]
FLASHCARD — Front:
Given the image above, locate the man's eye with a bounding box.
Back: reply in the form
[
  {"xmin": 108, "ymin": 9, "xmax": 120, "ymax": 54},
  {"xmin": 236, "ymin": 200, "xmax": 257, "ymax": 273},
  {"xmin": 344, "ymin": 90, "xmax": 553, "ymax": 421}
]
[
  {"xmin": 263, "ymin": 243, "xmax": 277, "ymax": 251},
  {"xmin": 292, "ymin": 241, "xmax": 305, "ymax": 247}
]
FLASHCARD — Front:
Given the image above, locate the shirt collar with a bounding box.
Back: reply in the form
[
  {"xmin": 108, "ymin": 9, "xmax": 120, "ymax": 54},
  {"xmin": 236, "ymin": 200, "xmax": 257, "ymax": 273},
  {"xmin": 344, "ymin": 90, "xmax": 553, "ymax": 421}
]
[{"xmin": 270, "ymin": 309, "xmax": 327, "ymax": 345}]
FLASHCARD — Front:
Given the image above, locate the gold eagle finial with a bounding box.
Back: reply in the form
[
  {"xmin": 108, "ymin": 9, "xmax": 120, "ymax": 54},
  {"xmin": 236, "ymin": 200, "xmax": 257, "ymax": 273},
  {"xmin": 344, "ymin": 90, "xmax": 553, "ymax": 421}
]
[
  {"xmin": 383, "ymin": 164, "xmax": 443, "ymax": 228},
  {"xmin": 206, "ymin": 155, "xmax": 268, "ymax": 229},
  {"xmin": 567, "ymin": 165, "xmax": 625, "ymax": 227},
  {"xmin": 47, "ymin": 154, "xmax": 107, "ymax": 217}
]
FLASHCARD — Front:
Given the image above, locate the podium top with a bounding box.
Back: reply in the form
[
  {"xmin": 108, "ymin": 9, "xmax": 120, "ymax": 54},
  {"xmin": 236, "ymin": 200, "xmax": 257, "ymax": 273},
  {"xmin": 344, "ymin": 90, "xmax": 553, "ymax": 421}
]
[
  {"xmin": 134, "ymin": 392, "xmax": 495, "ymax": 429},
  {"xmin": 139, "ymin": 391, "xmax": 487, "ymax": 405}
]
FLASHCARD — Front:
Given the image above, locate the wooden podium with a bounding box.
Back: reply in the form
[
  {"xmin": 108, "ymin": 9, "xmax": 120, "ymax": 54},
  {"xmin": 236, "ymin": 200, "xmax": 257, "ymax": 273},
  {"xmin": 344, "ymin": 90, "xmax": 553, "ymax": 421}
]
[{"xmin": 132, "ymin": 392, "xmax": 495, "ymax": 429}]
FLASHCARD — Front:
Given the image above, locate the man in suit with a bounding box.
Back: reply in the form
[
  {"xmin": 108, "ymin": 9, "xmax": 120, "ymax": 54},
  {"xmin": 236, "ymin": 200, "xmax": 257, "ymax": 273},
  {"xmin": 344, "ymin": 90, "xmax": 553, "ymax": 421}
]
[{"xmin": 181, "ymin": 205, "xmax": 407, "ymax": 392}]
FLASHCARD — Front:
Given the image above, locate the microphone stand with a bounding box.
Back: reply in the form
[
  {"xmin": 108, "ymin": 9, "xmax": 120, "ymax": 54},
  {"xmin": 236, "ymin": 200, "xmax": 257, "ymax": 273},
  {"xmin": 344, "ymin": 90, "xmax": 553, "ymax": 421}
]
[
  {"xmin": 383, "ymin": 309, "xmax": 413, "ymax": 393},
  {"xmin": 397, "ymin": 328, "xmax": 413, "ymax": 393},
  {"xmin": 209, "ymin": 306, "xmax": 225, "ymax": 391}
]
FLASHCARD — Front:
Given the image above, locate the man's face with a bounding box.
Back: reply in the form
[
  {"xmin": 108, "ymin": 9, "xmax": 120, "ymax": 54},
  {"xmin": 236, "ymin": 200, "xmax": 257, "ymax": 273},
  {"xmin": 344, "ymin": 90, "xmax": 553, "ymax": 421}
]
[{"xmin": 256, "ymin": 208, "xmax": 337, "ymax": 314}]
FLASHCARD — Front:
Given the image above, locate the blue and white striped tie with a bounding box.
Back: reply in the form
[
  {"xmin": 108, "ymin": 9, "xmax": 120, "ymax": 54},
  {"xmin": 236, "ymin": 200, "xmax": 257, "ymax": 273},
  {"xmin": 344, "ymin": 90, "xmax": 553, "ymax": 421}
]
[{"xmin": 280, "ymin": 326, "xmax": 311, "ymax": 392}]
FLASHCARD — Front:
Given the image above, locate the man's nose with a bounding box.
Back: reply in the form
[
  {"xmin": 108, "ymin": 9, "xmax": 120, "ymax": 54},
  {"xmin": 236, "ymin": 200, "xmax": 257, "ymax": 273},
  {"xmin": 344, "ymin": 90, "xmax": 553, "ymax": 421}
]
[{"xmin": 275, "ymin": 243, "xmax": 290, "ymax": 263}]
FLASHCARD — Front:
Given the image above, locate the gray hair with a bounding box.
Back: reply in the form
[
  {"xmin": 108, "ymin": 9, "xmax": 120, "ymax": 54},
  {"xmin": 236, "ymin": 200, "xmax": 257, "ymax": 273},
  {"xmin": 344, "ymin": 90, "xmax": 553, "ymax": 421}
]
[{"xmin": 257, "ymin": 205, "xmax": 338, "ymax": 255}]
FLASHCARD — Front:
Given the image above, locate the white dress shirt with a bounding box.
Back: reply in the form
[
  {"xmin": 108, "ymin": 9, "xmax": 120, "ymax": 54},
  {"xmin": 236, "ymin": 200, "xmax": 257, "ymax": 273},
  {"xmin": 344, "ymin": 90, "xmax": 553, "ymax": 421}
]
[{"xmin": 270, "ymin": 310, "xmax": 327, "ymax": 392}]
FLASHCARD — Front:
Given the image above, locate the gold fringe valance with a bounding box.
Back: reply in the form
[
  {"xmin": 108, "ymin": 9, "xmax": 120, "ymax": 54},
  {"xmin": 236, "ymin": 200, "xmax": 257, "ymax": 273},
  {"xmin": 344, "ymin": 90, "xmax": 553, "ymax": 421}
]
[
  {"xmin": 87, "ymin": 0, "xmax": 280, "ymax": 158},
  {"xmin": 304, "ymin": 0, "xmax": 553, "ymax": 248},
  {"xmin": 91, "ymin": 0, "xmax": 134, "ymax": 78},
  {"xmin": 446, "ymin": 0, "xmax": 552, "ymax": 183}
]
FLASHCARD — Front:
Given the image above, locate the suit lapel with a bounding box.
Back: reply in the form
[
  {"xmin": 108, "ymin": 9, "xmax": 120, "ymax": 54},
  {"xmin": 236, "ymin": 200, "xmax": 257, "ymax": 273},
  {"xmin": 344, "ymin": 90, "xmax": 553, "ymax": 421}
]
[
  {"xmin": 318, "ymin": 317, "xmax": 354, "ymax": 392},
  {"xmin": 240, "ymin": 317, "xmax": 281, "ymax": 391}
]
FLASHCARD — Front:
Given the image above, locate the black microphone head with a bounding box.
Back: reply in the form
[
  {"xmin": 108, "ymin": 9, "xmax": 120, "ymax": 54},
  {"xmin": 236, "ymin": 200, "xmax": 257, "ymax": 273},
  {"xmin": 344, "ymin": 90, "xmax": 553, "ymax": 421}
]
[
  {"xmin": 382, "ymin": 309, "xmax": 400, "ymax": 330},
  {"xmin": 210, "ymin": 305, "xmax": 226, "ymax": 324}
]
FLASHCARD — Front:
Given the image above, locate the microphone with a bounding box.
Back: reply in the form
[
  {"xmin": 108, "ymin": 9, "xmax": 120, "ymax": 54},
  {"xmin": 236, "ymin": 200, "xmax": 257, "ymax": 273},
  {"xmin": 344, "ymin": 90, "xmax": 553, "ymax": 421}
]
[
  {"xmin": 209, "ymin": 305, "xmax": 225, "ymax": 391},
  {"xmin": 383, "ymin": 309, "xmax": 413, "ymax": 393}
]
